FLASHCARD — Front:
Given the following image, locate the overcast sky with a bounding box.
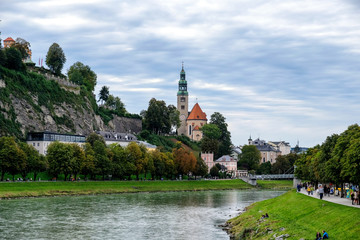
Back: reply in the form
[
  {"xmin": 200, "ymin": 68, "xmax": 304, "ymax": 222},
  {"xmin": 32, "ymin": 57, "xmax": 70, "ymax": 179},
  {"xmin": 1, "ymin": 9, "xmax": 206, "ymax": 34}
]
[{"xmin": 2, "ymin": 0, "xmax": 360, "ymax": 148}]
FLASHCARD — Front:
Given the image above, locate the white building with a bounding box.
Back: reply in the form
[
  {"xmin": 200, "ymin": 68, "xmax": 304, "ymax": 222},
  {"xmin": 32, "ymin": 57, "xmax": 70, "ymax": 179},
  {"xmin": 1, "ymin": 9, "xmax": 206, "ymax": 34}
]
[{"xmin": 26, "ymin": 131, "xmax": 86, "ymax": 155}]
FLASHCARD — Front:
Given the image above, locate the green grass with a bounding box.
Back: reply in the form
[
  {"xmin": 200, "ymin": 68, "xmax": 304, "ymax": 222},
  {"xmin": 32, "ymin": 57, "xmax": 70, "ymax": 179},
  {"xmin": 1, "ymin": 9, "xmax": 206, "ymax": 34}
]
[
  {"xmin": 0, "ymin": 179, "xmax": 258, "ymax": 198},
  {"xmin": 256, "ymin": 180, "xmax": 293, "ymax": 189},
  {"xmin": 227, "ymin": 189, "xmax": 360, "ymax": 239}
]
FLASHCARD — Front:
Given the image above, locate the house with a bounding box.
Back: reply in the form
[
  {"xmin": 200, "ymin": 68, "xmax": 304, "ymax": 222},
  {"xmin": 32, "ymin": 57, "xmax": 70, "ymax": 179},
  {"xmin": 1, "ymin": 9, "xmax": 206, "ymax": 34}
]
[
  {"xmin": 3, "ymin": 37, "xmax": 15, "ymax": 48},
  {"xmin": 97, "ymin": 131, "xmax": 156, "ymax": 151},
  {"xmin": 248, "ymin": 137, "xmax": 281, "ymax": 164},
  {"xmin": 268, "ymin": 141, "xmax": 291, "ymax": 155},
  {"xmin": 215, "ymin": 155, "xmax": 237, "ymax": 177},
  {"xmin": 26, "ymin": 131, "xmax": 86, "ymax": 155},
  {"xmin": 201, "ymin": 152, "xmax": 215, "ymax": 173}
]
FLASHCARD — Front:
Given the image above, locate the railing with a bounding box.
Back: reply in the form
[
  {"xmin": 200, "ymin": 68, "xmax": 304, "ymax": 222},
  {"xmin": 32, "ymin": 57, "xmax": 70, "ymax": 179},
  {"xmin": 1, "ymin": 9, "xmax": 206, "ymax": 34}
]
[{"xmin": 250, "ymin": 174, "xmax": 295, "ymax": 180}]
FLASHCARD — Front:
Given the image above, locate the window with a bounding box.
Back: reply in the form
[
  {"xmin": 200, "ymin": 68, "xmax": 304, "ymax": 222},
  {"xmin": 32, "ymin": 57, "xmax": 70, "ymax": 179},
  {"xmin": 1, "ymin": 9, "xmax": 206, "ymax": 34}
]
[
  {"xmin": 180, "ymin": 97, "xmax": 185, "ymax": 102},
  {"xmin": 37, "ymin": 143, "xmax": 39, "ymax": 147},
  {"xmin": 188, "ymin": 125, "xmax": 192, "ymax": 135},
  {"xmin": 33, "ymin": 143, "xmax": 35, "ymax": 146},
  {"xmin": 263, "ymin": 158, "xmax": 265, "ymax": 163},
  {"xmin": 181, "ymin": 105, "xmax": 185, "ymax": 110}
]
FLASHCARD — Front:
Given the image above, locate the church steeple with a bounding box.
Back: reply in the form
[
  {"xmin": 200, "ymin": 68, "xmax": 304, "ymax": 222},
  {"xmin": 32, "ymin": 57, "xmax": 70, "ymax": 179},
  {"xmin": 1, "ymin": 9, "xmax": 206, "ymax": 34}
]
[{"xmin": 178, "ymin": 62, "xmax": 188, "ymax": 95}]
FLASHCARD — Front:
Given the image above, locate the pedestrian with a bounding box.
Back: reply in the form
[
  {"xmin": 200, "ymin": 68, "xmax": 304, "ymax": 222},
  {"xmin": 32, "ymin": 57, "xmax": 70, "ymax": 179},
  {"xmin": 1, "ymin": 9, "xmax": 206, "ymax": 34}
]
[
  {"xmin": 311, "ymin": 186, "xmax": 314, "ymax": 195},
  {"xmin": 319, "ymin": 185, "xmax": 324, "ymax": 200},
  {"xmin": 307, "ymin": 185, "xmax": 311, "ymax": 195},
  {"xmin": 355, "ymin": 190, "xmax": 359, "ymax": 205},
  {"xmin": 322, "ymin": 230, "xmax": 329, "ymax": 239},
  {"xmin": 351, "ymin": 191, "xmax": 355, "ymax": 205}
]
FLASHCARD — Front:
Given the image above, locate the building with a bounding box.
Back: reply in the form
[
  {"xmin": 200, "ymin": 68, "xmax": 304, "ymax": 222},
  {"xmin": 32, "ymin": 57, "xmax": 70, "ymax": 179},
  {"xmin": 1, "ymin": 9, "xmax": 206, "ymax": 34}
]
[
  {"xmin": 97, "ymin": 131, "xmax": 137, "ymax": 147},
  {"xmin": 268, "ymin": 141, "xmax": 291, "ymax": 155},
  {"xmin": 26, "ymin": 131, "xmax": 86, "ymax": 155},
  {"xmin": 248, "ymin": 137, "xmax": 281, "ymax": 164},
  {"xmin": 3, "ymin": 37, "xmax": 15, "ymax": 48},
  {"xmin": 215, "ymin": 155, "xmax": 237, "ymax": 176},
  {"xmin": 201, "ymin": 152, "xmax": 215, "ymax": 173},
  {"xmin": 176, "ymin": 65, "xmax": 207, "ymax": 141},
  {"xmin": 97, "ymin": 131, "xmax": 156, "ymax": 151},
  {"xmin": 3, "ymin": 36, "xmax": 32, "ymax": 62}
]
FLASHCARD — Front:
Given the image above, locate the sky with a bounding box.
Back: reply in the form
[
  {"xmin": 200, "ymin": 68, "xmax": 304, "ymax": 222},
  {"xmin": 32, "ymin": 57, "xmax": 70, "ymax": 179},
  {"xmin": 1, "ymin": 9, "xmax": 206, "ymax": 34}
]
[{"xmin": 1, "ymin": 0, "xmax": 360, "ymax": 148}]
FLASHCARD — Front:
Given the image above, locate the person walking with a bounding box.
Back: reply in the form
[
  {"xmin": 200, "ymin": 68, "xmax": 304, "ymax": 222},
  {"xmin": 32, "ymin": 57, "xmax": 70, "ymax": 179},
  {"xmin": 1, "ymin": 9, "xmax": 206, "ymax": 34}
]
[
  {"xmin": 307, "ymin": 185, "xmax": 311, "ymax": 195},
  {"xmin": 319, "ymin": 185, "xmax": 324, "ymax": 200}
]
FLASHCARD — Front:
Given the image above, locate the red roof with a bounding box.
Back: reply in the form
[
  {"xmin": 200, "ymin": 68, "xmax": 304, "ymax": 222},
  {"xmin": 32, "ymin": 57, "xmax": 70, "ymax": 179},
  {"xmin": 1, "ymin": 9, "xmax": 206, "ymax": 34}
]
[
  {"xmin": 187, "ymin": 103, "xmax": 207, "ymax": 120},
  {"xmin": 193, "ymin": 126, "xmax": 201, "ymax": 130},
  {"xmin": 4, "ymin": 37, "xmax": 15, "ymax": 42}
]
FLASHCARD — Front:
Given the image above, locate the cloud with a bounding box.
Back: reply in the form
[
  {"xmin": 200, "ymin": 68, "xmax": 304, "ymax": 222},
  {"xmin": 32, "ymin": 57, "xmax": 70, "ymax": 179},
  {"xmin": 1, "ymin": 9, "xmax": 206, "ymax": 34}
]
[{"xmin": 2, "ymin": 0, "xmax": 360, "ymax": 147}]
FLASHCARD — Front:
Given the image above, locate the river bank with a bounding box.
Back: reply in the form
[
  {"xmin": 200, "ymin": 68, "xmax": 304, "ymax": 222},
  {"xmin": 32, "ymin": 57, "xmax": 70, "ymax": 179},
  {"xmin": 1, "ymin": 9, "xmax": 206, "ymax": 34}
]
[
  {"xmin": 0, "ymin": 179, "xmax": 292, "ymax": 199},
  {"xmin": 226, "ymin": 189, "xmax": 360, "ymax": 239}
]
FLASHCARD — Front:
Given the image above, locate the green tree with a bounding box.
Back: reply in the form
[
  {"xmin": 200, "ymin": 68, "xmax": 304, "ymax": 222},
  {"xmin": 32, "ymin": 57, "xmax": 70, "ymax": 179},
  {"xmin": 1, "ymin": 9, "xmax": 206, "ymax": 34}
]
[
  {"xmin": 0, "ymin": 48, "xmax": 7, "ymax": 66},
  {"xmin": 82, "ymin": 143, "xmax": 96, "ymax": 179},
  {"xmin": 98, "ymin": 86, "xmax": 109, "ymax": 104},
  {"xmin": 193, "ymin": 157, "xmax": 208, "ymax": 178},
  {"xmin": 257, "ymin": 162, "xmax": 272, "ymax": 174},
  {"xmin": 143, "ymin": 98, "xmax": 180, "ymax": 135},
  {"xmin": 210, "ymin": 165, "xmax": 219, "ymax": 177},
  {"xmin": 46, "ymin": 43, "xmax": 66, "ymax": 75},
  {"xmin": 0, "ymin": 137, "xmax": 26, "ymax": 181},
  {"xmin": 200, "ymin": 124, "xmax": 222, "ymax": 155},
  {"xmin": 5, "ymin": 47, "xmax": 23, "ymax": 70},
  {"xmin": 70, "ymin": 143, "xmax": 85, "ymax": 180},
  {"xmin": 86, "ymin": 132, "xmax": 106, "ymax": 147},
  {"xmin": 210, "ymin": 112, "xmax": 232, "ymax": 158},
  {"xmin": 67, "ymin": 61, "xmax": 97, "ymax": 92},
  {"xmin": 272, "ymin": 155, "xmax": 291, "ymax": 174},
  {"xmin": 19, "ymin": 142, "xmax": 47, "ymax": 180},
  {"xmin": 93, "ymin": 140, "xmax": 112, "ymax": 180},
  {"xmin": 238, "ymin": 145, "xmax": 260, "ymax": 170},
  {"xmin": 47, "ymin": 142, "xmax": 73, "ymax": 180},
  {"xmin": 342, "ymin": 138, "xmax": 360, "ymax": 186}
]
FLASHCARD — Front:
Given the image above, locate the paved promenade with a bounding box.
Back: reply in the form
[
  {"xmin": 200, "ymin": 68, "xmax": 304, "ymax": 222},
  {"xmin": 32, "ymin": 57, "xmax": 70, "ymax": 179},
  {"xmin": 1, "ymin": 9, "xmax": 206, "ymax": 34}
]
[{"xmin": 299, "ymin": 188, "xmax": 360, "ymax": 208}]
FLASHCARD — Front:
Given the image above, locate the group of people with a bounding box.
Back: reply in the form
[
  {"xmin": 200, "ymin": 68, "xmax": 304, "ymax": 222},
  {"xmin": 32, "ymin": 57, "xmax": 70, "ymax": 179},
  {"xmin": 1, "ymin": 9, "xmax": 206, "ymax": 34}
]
[
  {"xmin": 316, "ymin": 230, "xmax": 329, "ymax": 239},
  {"xmin": 350, "ymin": 189, "xmax": 359, "ymax": 205}
]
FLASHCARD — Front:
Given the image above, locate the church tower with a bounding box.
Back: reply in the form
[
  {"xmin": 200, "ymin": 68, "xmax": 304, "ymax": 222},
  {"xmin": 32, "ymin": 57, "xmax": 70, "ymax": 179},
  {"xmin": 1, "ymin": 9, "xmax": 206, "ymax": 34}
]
[{"xmin": 177, "ymin": 64, "xmax": 189, "ymax": 136}]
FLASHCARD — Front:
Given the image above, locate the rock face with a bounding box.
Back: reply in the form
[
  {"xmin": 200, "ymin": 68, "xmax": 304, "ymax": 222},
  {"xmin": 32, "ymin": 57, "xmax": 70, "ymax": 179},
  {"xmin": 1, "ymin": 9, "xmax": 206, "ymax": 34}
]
[
  {"xmin": 2, "ymin": 94, "xmax": 142, "ymax": 137},
  {"xmin": 0, "ymin": 71, "xmax": 142, "ymax": 138}
]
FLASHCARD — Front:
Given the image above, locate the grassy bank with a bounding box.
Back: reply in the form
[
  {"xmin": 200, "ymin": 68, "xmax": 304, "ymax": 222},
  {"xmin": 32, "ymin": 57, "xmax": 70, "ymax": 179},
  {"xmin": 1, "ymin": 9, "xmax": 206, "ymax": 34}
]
[
  {"xmin": 227, "ymin": 189, "xmax": 360, "ymax": 239},
  {"xmin": 0, "ymin": 179, "xmax": 293, "ymax": 199}
]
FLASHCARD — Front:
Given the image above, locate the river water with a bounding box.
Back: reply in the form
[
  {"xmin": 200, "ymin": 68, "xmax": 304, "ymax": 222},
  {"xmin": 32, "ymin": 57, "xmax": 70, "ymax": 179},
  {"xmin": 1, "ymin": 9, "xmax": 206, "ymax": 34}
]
[{"xmin": 0, "ymin": 190, "xmax": 285, "ymax": 240}]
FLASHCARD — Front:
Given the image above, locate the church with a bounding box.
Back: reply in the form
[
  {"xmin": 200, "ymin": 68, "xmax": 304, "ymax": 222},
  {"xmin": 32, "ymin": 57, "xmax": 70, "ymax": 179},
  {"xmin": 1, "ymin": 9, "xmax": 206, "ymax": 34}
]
[{"xmin": 176, "ymin": 65, "xmax": 207, "ymax": 141}]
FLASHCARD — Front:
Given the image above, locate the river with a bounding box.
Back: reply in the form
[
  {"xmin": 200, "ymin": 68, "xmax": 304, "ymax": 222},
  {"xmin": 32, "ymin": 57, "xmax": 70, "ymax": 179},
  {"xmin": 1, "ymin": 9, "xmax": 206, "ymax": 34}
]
[{"xmin": 0, "ymin": 190, "xmax": 285, "ymax": 240}]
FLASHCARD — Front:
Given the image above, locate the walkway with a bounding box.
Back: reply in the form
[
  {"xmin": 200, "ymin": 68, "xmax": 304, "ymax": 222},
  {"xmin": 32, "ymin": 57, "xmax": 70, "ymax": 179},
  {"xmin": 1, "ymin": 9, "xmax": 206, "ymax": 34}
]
[{"xmin": 299, "ymin": 188, "xmax": 360, "ymax": 208}]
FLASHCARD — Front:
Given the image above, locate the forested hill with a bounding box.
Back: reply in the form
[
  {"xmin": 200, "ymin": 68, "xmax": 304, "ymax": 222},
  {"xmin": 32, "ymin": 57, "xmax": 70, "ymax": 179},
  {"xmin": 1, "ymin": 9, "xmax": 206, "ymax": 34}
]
[{"xmin": 0, "ymin": 66, "xmax": 141, "ymax": 139}]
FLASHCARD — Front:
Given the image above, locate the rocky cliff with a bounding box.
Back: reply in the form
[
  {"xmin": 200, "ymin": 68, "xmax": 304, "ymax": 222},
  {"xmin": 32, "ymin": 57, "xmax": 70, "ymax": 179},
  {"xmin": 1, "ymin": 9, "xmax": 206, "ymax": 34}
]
[{"xmin": 0, "ymin": 67, "xmax": 141, "ymax": 139}]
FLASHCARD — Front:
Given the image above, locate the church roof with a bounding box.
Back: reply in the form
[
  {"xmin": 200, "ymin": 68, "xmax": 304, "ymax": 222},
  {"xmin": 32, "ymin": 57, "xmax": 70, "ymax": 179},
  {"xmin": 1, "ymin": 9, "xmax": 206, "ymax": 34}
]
[{"xmin": 187, "ymin": 103, "xmax": 207, "ymax": 121}]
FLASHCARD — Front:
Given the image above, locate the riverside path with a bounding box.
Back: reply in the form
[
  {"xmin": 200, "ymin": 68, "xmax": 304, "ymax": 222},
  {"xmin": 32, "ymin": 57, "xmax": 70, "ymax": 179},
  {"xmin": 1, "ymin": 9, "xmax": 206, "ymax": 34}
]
[{"xmin": 299, "ymin": 188, "xmax": 360, "ymax": 208}]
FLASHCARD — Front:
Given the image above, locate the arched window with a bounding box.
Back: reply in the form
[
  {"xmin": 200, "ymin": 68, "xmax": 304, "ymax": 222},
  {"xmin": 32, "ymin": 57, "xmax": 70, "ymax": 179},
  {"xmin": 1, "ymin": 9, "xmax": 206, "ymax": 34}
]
[{"xmin": 188, "ymin": 125, "xmax": 192, "ymax": 136}]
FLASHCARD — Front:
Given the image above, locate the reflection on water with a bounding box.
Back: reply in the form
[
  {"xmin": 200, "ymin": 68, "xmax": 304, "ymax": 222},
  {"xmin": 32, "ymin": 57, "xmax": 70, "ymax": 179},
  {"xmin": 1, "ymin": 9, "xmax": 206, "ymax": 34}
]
[{"xmin": 0, "ymin": 190, "xmax": 285, "ymax": 240}]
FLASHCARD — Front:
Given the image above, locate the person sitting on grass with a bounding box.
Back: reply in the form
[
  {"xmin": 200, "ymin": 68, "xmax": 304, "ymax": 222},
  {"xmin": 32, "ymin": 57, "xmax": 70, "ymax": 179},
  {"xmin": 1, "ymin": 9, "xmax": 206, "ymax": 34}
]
[
  {"xmin": 322, "ymin": 230, "xmax": 329, "ymax": 239},
  {"xmin": 315, "ymin": 232, "xmax": 321, "ymax": 240}
]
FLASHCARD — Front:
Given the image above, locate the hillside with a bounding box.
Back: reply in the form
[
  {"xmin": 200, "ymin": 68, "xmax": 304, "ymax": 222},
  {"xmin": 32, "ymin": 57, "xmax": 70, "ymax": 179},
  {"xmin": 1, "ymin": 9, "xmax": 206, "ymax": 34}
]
[{"xmin": 0, "ymin": 66, "xmax": 141, "ymax": 139}]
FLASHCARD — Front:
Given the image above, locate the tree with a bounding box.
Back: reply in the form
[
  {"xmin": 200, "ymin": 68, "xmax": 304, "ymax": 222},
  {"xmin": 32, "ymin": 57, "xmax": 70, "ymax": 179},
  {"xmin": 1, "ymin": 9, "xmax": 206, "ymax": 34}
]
[
  {"xmin": 13, "ymin": 38, "xmax": 30, "ymax": 59},
  {"xmin": 93, "ymin": 140, "xmax": 112, "ymax": 180},
  {"xmin": 98, "ymin": 86, "xmax": 110, "ymax": 104},
  {"xmin": 210, "ymin": 165, "xmax": 219, "ymax": 177},
  {"xmin": 110, "ymin": 144, "xmax": 135, "ymax": 180},
  {"xmin": 143, "ymin": 98, "xmax": 178, "ymax": 134},
  {"xmin": 86, "ymin": 132, "xmax": 106, "ymax": 147},
  {"xmin": 46, "ymin": 43, "xmax": 66, "ymax": 75},
  {"xmin": 193, "ymin": 157, "xmax": 208, "ymax": 178},
  {"xmin": 272, "ymin": 155, "xmax": 292, "ymax": 174},
  {"xmin": 210, "ymin": 112, "xmax": 232, "ymax": 158},
  {"xmin": 200, "ymin": 124, "xmax": 222, "ymax": 155},
  {"xmin": 0, "ymin": 48, "xmax": 6, "ymax": 66},
  {"xmin": 67, "ymin": 61, "xmax": 97, "ymax": 92},
  {"xmin": 47, "ymin": 142, "xmax": 73, "ymax": 180},
  {"xmin": 257, "ymin": 162, "xmax": 272, "ymax": 174},
  {"xmin": 5, "ymin": 47, "xmax": 23, "ymax": 70},
  {"xmin": 0, "ymin": 137, "xmax": 26, "ymax": 181},
  {"xmin": 70, "ymin": 143, "xmax": 85, "ymax": 180},
  {"xmin": 126, "ymin": 142, "xmax": 148, "ymax": 180},
  {"xmin": 168, "ymin": 104, "xmax": 180, "ymax": 132},
  {"xmin": 342, "ymin": 138, "xmax": 360, "ymax": 186},
  {"xmin": 172, "ymin": 147, "xmax": 196, "ymax": 177},
  {"xmin": 114, "ymin": 96, "xmax": 126, "ymax": 115},
  {"xmin": 238, "ymin": 145, "xmax": 260, "ymax": 170},
  {"xmin": 19, "ymin": 142, "xmax": 47, "ymax": 180},
  {"xmin": 82, "ymin": 143, "xmax": 96, "ymax": 179}
]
